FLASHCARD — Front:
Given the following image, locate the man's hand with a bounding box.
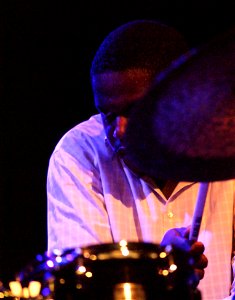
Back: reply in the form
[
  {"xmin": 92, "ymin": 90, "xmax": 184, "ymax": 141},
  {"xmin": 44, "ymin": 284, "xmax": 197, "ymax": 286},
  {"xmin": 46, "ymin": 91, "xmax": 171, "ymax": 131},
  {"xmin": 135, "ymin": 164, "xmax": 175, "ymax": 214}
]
[{"xmin": 160, "ymin": 227, "xmax": 208, "ymax": 288}]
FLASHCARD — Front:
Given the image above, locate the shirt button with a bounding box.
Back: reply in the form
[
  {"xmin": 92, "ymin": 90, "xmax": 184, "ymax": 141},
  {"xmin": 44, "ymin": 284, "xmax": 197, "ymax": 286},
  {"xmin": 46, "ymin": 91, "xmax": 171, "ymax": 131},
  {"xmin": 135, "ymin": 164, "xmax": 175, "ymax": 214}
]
[{"xmin": 167, "ymin": 211, "xmax": 174, "ymax": 218}]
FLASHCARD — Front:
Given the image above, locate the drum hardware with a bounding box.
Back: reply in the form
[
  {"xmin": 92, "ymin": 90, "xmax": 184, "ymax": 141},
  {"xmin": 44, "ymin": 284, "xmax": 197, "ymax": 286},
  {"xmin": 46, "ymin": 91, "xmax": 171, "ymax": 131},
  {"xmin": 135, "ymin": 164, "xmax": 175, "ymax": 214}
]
[
  {"xmin": 8, "ymin": 280, "xmax": 41, "ymax": 299},
  {"xmin": 113, "ymin": 282, "xmax": 146, "ymax": 300},
  {"xmin": 0, "ymin": 280, "xmax": 41, "ymax": 299},
  {"xmin": 1, "ymin": 248, "xmax": 82, "ymax": 299}
]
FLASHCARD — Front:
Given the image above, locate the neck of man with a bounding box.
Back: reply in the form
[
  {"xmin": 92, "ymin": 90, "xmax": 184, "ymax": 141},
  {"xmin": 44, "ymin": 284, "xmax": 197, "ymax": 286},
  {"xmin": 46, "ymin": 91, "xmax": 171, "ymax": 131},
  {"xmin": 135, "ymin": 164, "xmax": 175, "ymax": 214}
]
[
  {"xmin": 154, "ymin": 179, "xmax": 178, "ymax": 199},
  {"xmin": 120, "ymin": 154, "xmax": 178, "ymax": 198}
]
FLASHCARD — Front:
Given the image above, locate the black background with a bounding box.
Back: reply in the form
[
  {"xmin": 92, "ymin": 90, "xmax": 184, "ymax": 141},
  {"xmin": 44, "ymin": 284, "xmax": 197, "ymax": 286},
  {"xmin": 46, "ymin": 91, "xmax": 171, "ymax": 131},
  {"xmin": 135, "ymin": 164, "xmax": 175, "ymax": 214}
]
[{"xmin": 0, "ymin": 0, "xmax": 234, "ymax": 286}]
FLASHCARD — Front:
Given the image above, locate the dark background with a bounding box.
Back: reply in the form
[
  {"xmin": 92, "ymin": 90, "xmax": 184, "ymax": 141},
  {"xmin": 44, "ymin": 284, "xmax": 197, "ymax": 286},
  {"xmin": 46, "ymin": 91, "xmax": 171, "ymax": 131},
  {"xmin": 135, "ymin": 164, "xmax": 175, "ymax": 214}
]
[{"xmin": 0, "ymin": 0, "xmax": 234, "ymax": 286}]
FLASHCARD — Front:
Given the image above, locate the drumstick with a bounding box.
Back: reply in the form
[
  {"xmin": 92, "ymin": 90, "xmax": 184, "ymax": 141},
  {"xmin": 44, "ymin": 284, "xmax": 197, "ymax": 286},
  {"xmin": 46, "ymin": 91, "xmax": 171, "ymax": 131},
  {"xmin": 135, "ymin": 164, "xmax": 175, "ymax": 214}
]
[{"xmin": 189, "ymin": 182, "xmax": 209, "ymax": 242}]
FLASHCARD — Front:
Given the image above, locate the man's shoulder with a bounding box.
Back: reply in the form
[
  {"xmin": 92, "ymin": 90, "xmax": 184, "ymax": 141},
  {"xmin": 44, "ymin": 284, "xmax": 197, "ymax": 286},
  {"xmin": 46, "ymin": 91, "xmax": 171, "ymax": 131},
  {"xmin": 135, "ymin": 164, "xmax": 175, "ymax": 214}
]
[
  {"xmin": 54, "ymin": 114, "xmax": 105, "ymax": 151},
  {"xmin": 64, "ymin": 114, "xmax": 103, "ymax": 138},
  {"xmin": 75, "ymin": 114, "xmax": 103, "ymax": 134}
]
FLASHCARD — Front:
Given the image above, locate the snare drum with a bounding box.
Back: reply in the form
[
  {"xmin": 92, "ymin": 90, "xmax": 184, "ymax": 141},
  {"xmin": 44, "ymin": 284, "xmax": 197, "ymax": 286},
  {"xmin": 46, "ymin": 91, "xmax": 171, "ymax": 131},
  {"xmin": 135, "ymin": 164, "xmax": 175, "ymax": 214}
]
[
  {"xmin": 11, "ymin": 242, "xmax": 201, "ymax": 300},
  {"xmin": 52, "ymin": 241, "xmax": 201, "ymax": 300}
]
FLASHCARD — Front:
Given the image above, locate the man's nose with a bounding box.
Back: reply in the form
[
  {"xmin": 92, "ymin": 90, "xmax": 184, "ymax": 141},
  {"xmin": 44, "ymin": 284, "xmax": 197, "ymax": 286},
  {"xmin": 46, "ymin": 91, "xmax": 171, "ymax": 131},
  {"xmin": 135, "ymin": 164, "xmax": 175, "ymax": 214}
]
[{"xmin": 113, "ymin": 116, "xmax": 128, "ymax": 139}]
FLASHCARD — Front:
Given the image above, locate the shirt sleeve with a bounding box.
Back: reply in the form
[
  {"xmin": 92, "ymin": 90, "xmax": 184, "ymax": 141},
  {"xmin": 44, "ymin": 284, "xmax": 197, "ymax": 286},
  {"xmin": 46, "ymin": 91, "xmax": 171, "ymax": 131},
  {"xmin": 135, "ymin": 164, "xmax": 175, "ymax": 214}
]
[{"xmin": 47, "ymin": 137, "xmax": 114, "ymax": 252}]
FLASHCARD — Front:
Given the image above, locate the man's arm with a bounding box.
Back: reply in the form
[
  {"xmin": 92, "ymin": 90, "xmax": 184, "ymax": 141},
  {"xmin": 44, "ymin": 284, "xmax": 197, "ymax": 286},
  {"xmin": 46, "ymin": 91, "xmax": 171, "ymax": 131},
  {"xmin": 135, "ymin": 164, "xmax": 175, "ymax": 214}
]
[{"xmin": 47, "ymin": 145, "xmax": 113, "ymax": 252}]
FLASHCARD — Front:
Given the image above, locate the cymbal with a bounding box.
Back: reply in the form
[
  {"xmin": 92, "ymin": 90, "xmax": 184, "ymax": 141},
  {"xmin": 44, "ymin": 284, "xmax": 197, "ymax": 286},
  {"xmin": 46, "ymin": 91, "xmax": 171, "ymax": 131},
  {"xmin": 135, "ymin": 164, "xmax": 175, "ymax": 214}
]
[{"xmin": 123, "ymin": 26, "xmax": 235, "ymax": 182}]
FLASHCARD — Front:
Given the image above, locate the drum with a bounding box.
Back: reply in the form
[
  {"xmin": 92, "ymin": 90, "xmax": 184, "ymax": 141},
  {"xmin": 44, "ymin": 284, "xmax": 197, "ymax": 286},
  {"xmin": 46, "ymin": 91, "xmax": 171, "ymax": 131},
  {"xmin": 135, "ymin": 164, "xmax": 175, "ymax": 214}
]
[{"xmin": 9, "ymin": 242, "xmax": 202, "ymax": 300}]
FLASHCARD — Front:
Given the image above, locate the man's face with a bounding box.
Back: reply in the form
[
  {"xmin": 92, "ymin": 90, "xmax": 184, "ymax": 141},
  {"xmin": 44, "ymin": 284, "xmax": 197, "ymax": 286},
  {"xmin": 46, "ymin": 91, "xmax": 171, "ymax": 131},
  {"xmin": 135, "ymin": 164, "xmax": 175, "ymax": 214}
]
[{"xmin": 92, "ymin": 69, "xmax": 152, "ymax": 152}]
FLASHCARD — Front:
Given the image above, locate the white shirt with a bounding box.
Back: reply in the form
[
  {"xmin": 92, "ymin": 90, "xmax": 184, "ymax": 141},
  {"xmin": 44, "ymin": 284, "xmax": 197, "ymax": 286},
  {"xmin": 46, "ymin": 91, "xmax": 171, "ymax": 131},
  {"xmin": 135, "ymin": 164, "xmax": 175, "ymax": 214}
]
[{"xmin": 47, "ymin": 114, "xmax": 235, "ymax": 300}]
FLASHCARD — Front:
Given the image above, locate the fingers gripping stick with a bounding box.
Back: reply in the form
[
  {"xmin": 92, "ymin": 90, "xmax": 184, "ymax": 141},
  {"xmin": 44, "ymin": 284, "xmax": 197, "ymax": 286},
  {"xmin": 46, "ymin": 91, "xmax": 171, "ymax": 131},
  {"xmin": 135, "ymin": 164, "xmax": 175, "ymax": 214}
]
[{"xmin": 189, "ymin": 183, "xmax": 209, "ymax": 242}]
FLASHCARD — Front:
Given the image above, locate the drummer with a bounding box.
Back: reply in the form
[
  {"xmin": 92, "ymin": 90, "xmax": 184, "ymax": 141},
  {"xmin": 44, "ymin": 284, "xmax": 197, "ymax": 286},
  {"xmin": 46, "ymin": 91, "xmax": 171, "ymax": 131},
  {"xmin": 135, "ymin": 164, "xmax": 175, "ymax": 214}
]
[{"xmin": 46, "ymin": 20, "xmax": 235, "ymax": 299}]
